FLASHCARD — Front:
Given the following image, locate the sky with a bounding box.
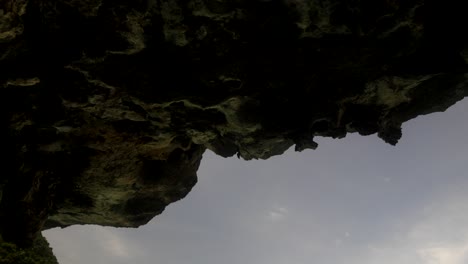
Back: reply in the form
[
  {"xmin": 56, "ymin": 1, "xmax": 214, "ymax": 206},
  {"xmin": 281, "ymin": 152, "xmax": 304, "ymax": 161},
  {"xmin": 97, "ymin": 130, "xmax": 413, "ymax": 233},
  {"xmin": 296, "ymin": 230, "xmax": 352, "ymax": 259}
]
[{"xmin": 44, "ymin": 97, "xmax": 468, "ymax": 264}]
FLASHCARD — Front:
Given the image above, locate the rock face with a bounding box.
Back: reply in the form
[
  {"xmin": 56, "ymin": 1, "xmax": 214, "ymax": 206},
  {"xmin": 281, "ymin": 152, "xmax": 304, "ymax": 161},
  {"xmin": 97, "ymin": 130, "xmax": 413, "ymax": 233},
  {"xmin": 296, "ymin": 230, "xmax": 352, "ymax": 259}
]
[{"xmin": 1, "ymin": 0, "xmax": 468, "ymax": 249}]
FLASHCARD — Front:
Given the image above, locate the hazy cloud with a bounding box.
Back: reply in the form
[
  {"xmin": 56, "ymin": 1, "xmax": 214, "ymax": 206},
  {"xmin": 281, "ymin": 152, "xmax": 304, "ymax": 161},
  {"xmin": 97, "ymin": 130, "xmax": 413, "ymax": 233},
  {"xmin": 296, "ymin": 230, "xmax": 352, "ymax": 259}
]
[
  {"xmin": 94, "ymin": 228, "xmax": 130, "ymax": 258},
  {"xmin": 267, "ymin": 206, "xmax": 288, "ymax": 222}
]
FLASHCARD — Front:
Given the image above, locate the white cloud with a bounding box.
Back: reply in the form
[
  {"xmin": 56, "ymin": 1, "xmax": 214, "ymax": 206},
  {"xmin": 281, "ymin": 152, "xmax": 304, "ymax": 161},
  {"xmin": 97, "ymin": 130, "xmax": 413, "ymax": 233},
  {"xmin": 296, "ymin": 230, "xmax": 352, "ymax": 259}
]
[
  {"xmin": 362, "ymin": 189, "xmax": 468, "ymax": 264},
  {"xmin": 95, "ymin": 228, "xmax": 130, "ymax": 258},
  {"xmin": 266, "ymin": 206, "xmax": 288, "ymax": 222},
  {"xmin": 418, "ymin": 244, "xmax": 468, "ymax": 264},
  {"xmin": 412, "ymin": 193, "xmax": 468, "ymax": 264},
  {"xmin": 44, "ymin": 225, "xmax": 144, "ymax": 264},
  {"xmin": 334, "ymin": 238, "xmax": 343, "ymax": 247}
]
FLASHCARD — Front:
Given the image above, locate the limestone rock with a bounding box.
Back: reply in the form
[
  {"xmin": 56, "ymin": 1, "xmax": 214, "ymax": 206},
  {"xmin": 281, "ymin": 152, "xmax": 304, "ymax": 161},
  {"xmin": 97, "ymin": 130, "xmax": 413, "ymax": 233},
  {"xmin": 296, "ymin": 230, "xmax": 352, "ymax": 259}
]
[{"xmin": 0, "ymin": 0, "xmax": 467, "ymax": 249}]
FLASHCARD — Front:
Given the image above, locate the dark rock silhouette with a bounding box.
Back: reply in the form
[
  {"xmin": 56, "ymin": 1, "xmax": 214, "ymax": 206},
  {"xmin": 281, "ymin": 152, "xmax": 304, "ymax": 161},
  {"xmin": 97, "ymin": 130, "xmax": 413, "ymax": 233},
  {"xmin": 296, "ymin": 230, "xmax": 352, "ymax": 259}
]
[{"xmin": 1, "ymin": 0, "xmax": 467, "ymax": 255}]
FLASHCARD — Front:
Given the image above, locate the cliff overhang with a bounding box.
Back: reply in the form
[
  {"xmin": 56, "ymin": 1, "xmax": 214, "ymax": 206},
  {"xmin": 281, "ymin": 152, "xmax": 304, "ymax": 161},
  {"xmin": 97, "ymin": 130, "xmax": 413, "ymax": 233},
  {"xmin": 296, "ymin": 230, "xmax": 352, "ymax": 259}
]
[{"xmin": 0, "ymin": 0, "xmax": 467, "ymax": 252}]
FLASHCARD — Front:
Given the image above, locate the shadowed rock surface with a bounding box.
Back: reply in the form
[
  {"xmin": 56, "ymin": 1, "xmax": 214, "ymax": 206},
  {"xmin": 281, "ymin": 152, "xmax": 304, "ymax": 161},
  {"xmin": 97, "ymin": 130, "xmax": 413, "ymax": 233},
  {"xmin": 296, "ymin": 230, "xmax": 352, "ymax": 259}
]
[{"xmin": 1, "ymin": 0, "xmax": 467, "ymax": 253}]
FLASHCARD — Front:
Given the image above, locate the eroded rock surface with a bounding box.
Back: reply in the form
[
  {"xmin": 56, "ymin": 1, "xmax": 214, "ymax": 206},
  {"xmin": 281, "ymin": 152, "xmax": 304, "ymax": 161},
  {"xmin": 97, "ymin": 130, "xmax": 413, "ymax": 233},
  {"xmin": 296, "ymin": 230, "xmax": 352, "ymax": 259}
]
[{"xmin": 1, "ymin": 0, "xmax": 467, "ymax": 248}]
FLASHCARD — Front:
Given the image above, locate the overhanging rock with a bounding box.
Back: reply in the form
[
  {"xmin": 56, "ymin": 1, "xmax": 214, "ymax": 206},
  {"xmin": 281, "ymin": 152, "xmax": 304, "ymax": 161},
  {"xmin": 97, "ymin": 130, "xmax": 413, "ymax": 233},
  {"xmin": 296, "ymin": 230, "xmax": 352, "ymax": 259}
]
[{"xmin": 1, "ymin": 0, "xmax": 467, "ymax": 248}]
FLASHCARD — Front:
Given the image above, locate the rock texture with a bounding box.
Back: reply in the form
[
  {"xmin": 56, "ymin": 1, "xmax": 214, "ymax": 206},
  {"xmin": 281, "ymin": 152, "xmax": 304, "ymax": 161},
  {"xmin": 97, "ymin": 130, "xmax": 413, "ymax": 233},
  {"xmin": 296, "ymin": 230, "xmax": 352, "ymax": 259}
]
[{"xmin": 1, "ymin": 0, "xmax": 468, "ymax": 250}]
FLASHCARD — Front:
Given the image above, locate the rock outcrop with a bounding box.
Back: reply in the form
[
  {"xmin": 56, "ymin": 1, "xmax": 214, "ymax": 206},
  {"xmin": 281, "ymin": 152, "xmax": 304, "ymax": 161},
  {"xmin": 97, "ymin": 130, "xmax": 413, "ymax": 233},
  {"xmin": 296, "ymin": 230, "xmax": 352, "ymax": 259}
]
[{"xmin": 1, "ymin": 0, "xmax": 467, "ymax": 251}]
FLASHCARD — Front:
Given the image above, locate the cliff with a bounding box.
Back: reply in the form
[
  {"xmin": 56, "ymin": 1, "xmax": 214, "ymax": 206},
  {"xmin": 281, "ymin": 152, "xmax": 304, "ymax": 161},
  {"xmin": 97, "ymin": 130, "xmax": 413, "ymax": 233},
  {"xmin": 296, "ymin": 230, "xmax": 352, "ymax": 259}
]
[{"xmin": 1, "ymin": 0, "xmax": 467, "ymax": 253}]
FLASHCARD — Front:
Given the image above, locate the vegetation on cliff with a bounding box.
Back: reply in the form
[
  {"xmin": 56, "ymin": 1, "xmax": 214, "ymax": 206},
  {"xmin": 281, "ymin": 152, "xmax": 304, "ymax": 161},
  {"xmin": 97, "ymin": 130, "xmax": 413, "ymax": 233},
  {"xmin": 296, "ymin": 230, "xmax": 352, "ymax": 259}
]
[{"xmin": 0, "ymin": 234, "xmax": 58, "ymax": 264}]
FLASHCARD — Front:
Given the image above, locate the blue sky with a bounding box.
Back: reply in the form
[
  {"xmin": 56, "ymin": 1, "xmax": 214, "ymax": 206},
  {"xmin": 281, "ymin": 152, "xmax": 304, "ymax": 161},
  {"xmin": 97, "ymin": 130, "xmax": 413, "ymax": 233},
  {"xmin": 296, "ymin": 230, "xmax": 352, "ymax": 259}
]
[{"xmin": 44, "ymin": 97, "xmax": 468, "ymax": 264}]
